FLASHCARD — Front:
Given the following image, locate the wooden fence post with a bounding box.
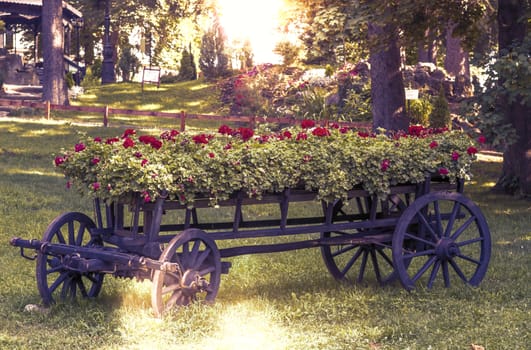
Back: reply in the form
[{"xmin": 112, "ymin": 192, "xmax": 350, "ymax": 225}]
[
  {"xmin": 180, "ymin": 111, "xmax": 186, "ymax": 132},
  {"xmin": 103, "ymin": 105, "xmax": 109, "ymax": 127},
  {"xmin": 45, "ymin": 101, "xmax": 50, "ymax": 119}
]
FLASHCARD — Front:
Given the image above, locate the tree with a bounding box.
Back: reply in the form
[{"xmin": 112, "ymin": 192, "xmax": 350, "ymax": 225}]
[
  {"xmin": 199, "ymin": 14, "xmax": 229, "ymax": 80},
  {"xmin": 494, "ymin": 0, "xmax": 530, "ymax": 195},
  {"xmin": 176, "ymin": 46, "xmax": 197, "ymax": 81},
  {"xmin": 42, "ymin": 0, "xmax": 69, "ymax": 105}
]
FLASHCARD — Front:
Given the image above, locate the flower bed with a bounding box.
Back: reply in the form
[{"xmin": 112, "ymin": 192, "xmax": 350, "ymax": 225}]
[{"xmin": 54, "ymin": 122, "xmax": 481, "ymax": 206}]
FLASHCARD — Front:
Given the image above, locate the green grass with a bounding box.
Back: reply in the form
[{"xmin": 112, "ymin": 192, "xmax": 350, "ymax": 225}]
[{"xmin": 1, "ymin": 119, "xmax": 529, "ymax": 349}]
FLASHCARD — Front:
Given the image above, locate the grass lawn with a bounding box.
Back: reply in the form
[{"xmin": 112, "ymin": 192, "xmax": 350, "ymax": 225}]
[{"xmin": 0, "ymin": 90, "xmax": 529, "ymax": 349}]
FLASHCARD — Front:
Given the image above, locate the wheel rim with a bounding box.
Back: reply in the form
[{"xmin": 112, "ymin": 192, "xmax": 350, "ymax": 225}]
[
  {"xmin": 321, "ymin": 194, "xmax": 407, "ymax": 285},
  {"xmin": 392, "ymin": 192, "xmax": 491, "ymax": 290},
  {"xmin": 152, "ymin": 229, "xmax": 221, "ymax": 317},
  {"xmin": 36, "ymin": 212, "xmax": 104, "ymax": 305}
]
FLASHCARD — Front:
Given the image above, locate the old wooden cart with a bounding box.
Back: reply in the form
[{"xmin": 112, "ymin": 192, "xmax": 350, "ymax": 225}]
[{"xmin": 11, "ymin": 174, "xmax": 491, "ymax": 317}]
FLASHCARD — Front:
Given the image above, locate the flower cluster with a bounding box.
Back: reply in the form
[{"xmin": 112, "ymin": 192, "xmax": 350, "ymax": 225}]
[{"xmin": 54, "ymin": 122, "xmax": 480, "ymax": 206}]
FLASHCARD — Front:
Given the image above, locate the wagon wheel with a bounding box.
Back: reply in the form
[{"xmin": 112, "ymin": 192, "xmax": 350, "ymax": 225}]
[
  {"xmin": 392, "ymin": 192, "xmax": 491, "ymax": 290},
  {"xmin": 320, "ymin": 194, "xmax": 407, "ymax": 285},
  {"xmin": 36, "ymin": 212, "xmax": 104, "ymax": 305},
  {"xmin": 151, "ymin": 228, "xmax": 221, "ymax": 317}
]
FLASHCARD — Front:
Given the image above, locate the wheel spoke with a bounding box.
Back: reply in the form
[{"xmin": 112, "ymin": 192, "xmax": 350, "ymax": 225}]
[
  {"xmin": 199, "ymin": 266, "xmax": 216, "ymax": 276},
  {"xmin": 416, "ymin": 211, "xmax": 440, "ymax": 241},
  {"xmin": 357, "ymin": 249, "xmax": 369, "ymax": 282},
  {"xmin": 403, "ymin": 248, "xmax": 436, "ymax": 259},
  {"xmin": 76, "ymin": 223, "xmax": 86, "ymax": 246},
  {"xmin": 48, "ymin": 272, "xmax": 69, "ymax": 293},
  {"xmin": 376, "ymin": 247, "xmax": 393, "ymax": 267},
  {"xmin": 370, "ymin": 249, "xmax": 382, "ymax": 281},
  {"xmin": 78, "ymin": 278, "xmax": 88, "ymax": 297},
  {"xmin": 449, "ymin": 259, "xmax": 468, "ymax": 282},
  {"xmin": 68, "ymin": 221, "xmax": 75, "ymax": 244},
  {"xmin": 404, "ymin": 232, "xmax": 437, "ymax": 248},
  {"xmin": 339, "ymin": 247, "xmax": 363, "ymax": 278},
  {"xmin": 190, "ymin": 240, "xmax": 201, "ymax": 263},
  {"xmin": 331, "ymin": 244, "xmax": 357, "ymax": 257},
  {"xmin": 450, "ymin": 216, "xmax": 476, "ymax": 241},
  {"xmin": 433, "ymin": 201, "xmax": 443, "ymax": 236},
  {"xmin": 444, "ymin": 202, "xmax": 461, "ymax": 237},
  {"xmin": 164, "ymin": 290, "xmax": 182, "ymax": 311},
  {"xmin": 456, "ymin": 236, "xmax": 484, "ymax": 247},
  {"xmin": 456, "ymin": 253, "xmax": 481, "ymax": 265},
  {"xmin": 194, "ymin": 248, "xmax": 212, "ymax": 268},
  {"xmin": 56, "ymin": 229, "xmax": 66, "ymax": 244},
  {"xmin": 162, "ymin": 283, "xmax": 181, "ymax": 295},
  {"xmin": 442, "ymin": 260, "xmax": 451, "ymax": 287},
  {"xmin": 427, "ymin": 260, "xmax": 441, "ymax": 289},
  {"xmin": 412, "ymin": 256, "xmax": 437, "ymax": 283}
]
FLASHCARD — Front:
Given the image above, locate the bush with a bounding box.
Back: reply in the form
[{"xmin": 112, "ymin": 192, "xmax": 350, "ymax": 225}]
[
  {"xmin": 273, "ymin": 41, "xmax": 300, "ymax": 66},
  {"xmin": 80, "ymin": 66, "xmax": 100, "ymax": 88},
  {"xmin": 65, "ymin": 72, "xmax": 75, "ymax": 89},
  {"xmin": 409, "ymin": 97, "xmax": 433, "ymax": 126},
  {"xmin": 430, "ymin": 87, "xmax": 451, "ymax": 128}
]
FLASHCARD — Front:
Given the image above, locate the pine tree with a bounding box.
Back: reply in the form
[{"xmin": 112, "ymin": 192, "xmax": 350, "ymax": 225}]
[
  {"xmin": 177, "ymin": 47, "xmax": 196, "ymax": 81},
  {"xmin": 199, "ymin": 14, "xmax": 229, "ymax": 80}
]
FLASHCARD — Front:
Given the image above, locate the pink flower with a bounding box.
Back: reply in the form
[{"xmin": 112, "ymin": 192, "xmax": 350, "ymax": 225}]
[
  {"xmin": 54, "ymin": 156, "xmax": 65, "ymax": 166},
  {"xmin": 312, "ymin": 127, "xmax": 330, "ymax": 137},
  {"xmin": 439, "ymin": 168, "xmax": 449, "ymax": 176},
  {"xmin": 106, "ymin": 137, "xmax": 119, "ymax": 144},
  {"xmin": 381, "ymin": 159, "xmax": 390, "ymax": 171},
  {"xmin": 74, "ymin": 143, "xmax": 86, "ymax": 152},
  {"xmin": 66, "ymin": 181, "xmax": 72, "ymax": 189},
  {"xmin": 301, "ymin": 119, "xmax": 316, "ymax": 129},
  {"xmin": 208, "ymin": 152, "xmax": 215, "ymax": 158},
  {"xmin": 92, "ymin": 182, "xmax": 100, "ymax": 191},
  {"xmin": 160, "ymin": 129, "xmax": 179, "ymax": 141},
  {"xmin": 123, "ymin": 137, "xmax": 135, "ymax": 148},
  {"xmin": 224, "ymin": 143, "xmax": 232, "ymax": 150},
  {"xmin": 303, "ymin": 155, "xmax": 312, "ymax": 162},
  {"xmin": 91, "ymin": 157, "xmax": 100, "ymax": 165},
  {"xmin": 478, "ymin": 135, "xmax": 486, "ymax": 144},
  {"xmin": 134, "ymin": 152, "xmax": 142, "ymax": 158},
  {"xmin": 142, "ymin": 191, "xmax": 151, "ymax": 203},
  {"xmin": 429, "ymin": 141, "xmax": 439, "ymax": 149},
  {"xmin": 452, "ymin": 151, "xmax": 460, "ymax": 161},
  {"xmin": 467, "ymin": 146, "xmax": 478, "ymax": 155},
  {"xmin": 339, "ymin": 127, "xmax": 349, "ymax": 134},
  {"xmin": 141, "ymin": 159, "xmax": 148, "ymax": 167}
]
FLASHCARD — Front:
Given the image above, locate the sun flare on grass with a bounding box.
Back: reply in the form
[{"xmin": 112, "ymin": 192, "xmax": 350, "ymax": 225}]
[{"xmin": 216, "ymin": 0, "xmax": 286, "ymax": 64}]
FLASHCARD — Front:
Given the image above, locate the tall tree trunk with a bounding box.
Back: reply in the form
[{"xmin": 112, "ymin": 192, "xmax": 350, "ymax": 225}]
[
  {"xmin": 369, "ymin": 21, "xmax": 408, "ymax": 131},
  {"xmin": 418, "ymin": 28, "xmax": 438, "ymax": 63},
  {"xmin": 42, "ymin": 0, "xmax": 69, "ymax": 105},
  {"xmin": 496, "ymin": 0, "xmax": 530, "ymax": 196},
  {"xmin": 444, "ymin": 22, "xmax": 470, "ymax": 78}
]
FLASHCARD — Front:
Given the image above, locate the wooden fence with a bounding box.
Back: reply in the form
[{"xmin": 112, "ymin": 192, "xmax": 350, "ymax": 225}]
[{"xmin": 0, "ymin": 98, "xmax": 371, "ymax": 131}]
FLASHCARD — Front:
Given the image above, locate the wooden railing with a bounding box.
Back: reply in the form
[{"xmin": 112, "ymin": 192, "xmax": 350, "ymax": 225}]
[{"xmin": 0, "ymin": 98, "xmax": 371, "ymax": 131}]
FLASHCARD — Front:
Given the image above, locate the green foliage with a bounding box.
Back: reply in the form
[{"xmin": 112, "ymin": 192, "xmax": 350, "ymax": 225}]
[
  {"xmin": 199, "ymin": 15, "xmax": 230, "ymax": 81},
  {"xmin": 55, "ymin": 125, "xmax": 478, "ymax": 205},
  {"xmin": 465, "ymin": 33, "xmax": 530, "ymax": 149},
  {"xmin": 341, "ymin": 85, "xmax": 372, "ymax": 122},
  {"xmin": 176, "ymin": 47, "xmax": 197, "ymax": 81},
  {"xmin": 117, "ymin": 46, "xmax": 141, "ymax": 82},
  {"xmin": 65, "ymin": 72, "xmax": 75, "ymax": 89},
  {"xmin": 409, "ymin": 97, "xmax": 433, "ymax": 126},
  {"xmin": 80, "ymin": 66, "xmax": 100, "ymax": 89},
  {"xmin": 273, "ymin": 41, "xmax": 300, "ymax": 66},
  {"xmin": 296, "ymin": 88, "xmax": 337, "ymax": 121},
  {"xmin": 430, "ymin": 87, "xmax": 451, "ymax": 128}
]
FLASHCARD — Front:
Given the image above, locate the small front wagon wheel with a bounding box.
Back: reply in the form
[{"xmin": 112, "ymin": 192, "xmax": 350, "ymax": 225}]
[
  {"xmin": 392, "ymin": 192, "xmax": 491, "ymax": 290},
  {"xmin": 36, "ymin": 212, "xmax": 104, "ymax": 305},
  {"xmin": 152, "ymin": 229, "xmax": 221, "ymax": 317}
]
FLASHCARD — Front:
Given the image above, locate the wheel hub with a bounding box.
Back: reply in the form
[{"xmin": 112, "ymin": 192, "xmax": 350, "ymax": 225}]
[
  {"xmin": 180, "ymin": 270, "xmax": 209, "ymax": 297},
  {"xmin": 435, "ymin": 238, "xmax": 460, "ymax": 259}
]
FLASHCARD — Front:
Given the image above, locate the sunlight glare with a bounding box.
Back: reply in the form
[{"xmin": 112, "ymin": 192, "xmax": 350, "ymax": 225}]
[{"xmin": 217, "ymin": 0, "xmax": 285, "ymax": 64}]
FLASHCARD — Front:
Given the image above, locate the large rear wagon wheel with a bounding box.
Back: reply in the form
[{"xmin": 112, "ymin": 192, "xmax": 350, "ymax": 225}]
[
  {"xmin": 392, "ymin": 192, "xmax": 491, "ymax": 290},
  {"xmin": 152, "ymin": 229, "xmax": 221, "ymax": 317},
  {"xmin": 36, "ymin": 212, "xmax": 104, "ymax": 305}
]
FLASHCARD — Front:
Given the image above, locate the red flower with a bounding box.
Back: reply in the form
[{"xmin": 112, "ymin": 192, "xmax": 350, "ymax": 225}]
[
  {"xmin": 439, "ymin": 168, "xmax": 449, "ymax": 176},
  {"xmin": 134, "ymin": 152, "xmax": 143, "ymax": 158},
  {"xmin": 408, "ymin": 125, "xmax": 425, "ymax": 137},
  {"xmin": 208, "ymin": 152, "xmax": 215, "ymax": 158},
  {"xmin": 122, "ymin": 128, "xmax": 136, "ymax": 138},
  {"xmin": 281, "ymin": 130, "xmax": 292, "ymax": 139},
  {"xmin": 142, "ymin": 191, "xmax": 151, "ymax": 203},
  {"xmin": 237, "ymin": 127, "xmax": 254, "ymax": 141},
  {"xmin": 92, "ymin": 182, "xmax": 100, "ymax": 191},
  {"xmin": 91, "ymin": 157, "xmax": 100, "ymax": 165},
  {"xmin": 467, "ymin": 146, "xmax": 478, "ymax": 155},
  {"xmin": 358, "ymin": 131, "xmax": 370, "ymax": 138},
  {"xmin": 66, "ymin": 181, "xmax": 72, "ymax": 189},
  {"xmin": 94, "ymin": 137, "xmax": 102, "ymax": 143},
  {"xmin": 123, "ymin": 137, "xmax": 135, "ymax": 148},
  {"xmin": 301, "ymin": 119, "xmax": 316, "ymax": 129},
  {"xmin": 141, "ymin": 159, "xmax": 148, "ymax": 167},
  {"xmin": 160, "ymin": 129, "xmax": 179, "ymax": 141},
  {"xmin": 303, "ymin": 155, "xmax": 312, "ymax": 162},
  {"xmin": 312, "ymin": 127, "xmax": 330, "ymax": 137},
  {"xmin": 106, "ymin": 137, "xmax": 119, "ymax": 144},
  {"xmin": 329, "ymin": 122, "xmax": 339, "ymax": 129},
  {"xmin": 139, "ymin": 135, "xmax": 163, "ymax": 149},
  {"xmin": 74, "ymin": 143, "xmax": 86, "ymax": 152},
  {"xmin": 54, "ymin": 156, "xmax": 65, "ymax": 166},
  {"xmin": 429, "ymin": 141, "xmax": 438, "ymax": 149},
  {"xmin": 224, "ymin": 143, "xmax": 232, "ymax": 150},
  {"xmin": 339, "ymin": 127, "xmax": 349, "ymax": 134},
  {"xmin": 478, "ymin": 135, "xmax": 486, "ymax": 144},
  {"xmin": 218, "ymin": 125, "xmax": 233, "ymax": 135},
  {"xmin": 296, "ymin": 132, "xmax": 308, "ymax": 141},
  {"xmin": 192, "ymin": 133, "xmax": 211, "ymax": 144},
  {"xmin": 381, "ymin": 159, "xmax": 390, "ymax": 171},
  {"xmin": 451, "ymin": 151, "xmax": 460, "ymax": 161}
]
